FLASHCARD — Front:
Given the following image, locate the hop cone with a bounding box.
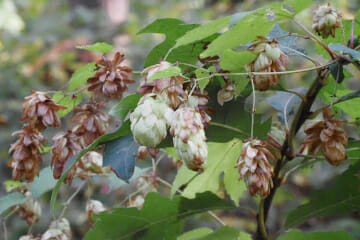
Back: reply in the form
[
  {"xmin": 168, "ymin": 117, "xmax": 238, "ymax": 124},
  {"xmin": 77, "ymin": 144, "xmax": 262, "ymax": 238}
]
[
  {"xmin": 312, "ymin": 3, "xmax": 341, "ymax": 39},
  {"xmin": 235, "ymin": 139, "xmax": 274, "ymax": 197},
  {"xmin": 303, "ymin": 108, "xmax": 348, "ymax": 166},
  {"xmin": 247, "ymin": 39, "xmax": 289, "ymax": 91},
  {"xmin": 170, "ymin": 107, "xmax": 207, "ymax": 171},
  {"xmin": 130, "ymin": 94, "xmax": 173, "ymax": 147}
]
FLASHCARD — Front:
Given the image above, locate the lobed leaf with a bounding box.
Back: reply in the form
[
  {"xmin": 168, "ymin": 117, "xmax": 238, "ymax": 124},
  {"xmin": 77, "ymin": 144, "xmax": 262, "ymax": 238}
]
[{"xmin": 32, "ymin": 167, "xmax": 58, "ymax": 198}]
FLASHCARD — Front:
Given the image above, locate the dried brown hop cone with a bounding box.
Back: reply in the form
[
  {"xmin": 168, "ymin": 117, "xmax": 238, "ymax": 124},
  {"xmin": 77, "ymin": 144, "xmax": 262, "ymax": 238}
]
[
  {"xmin": 87, "ymin": 52, "xmax": 135, "ymax": 99},
  {"xmin": 235, "ymin": 139, "xmax": 274, "ymax": 197},
  {"xmin": 72, "ymin": 100, "xmax": 109, "ymax": 146},
  {"xmin": 20, "ymin": 91, "xmax": 66, "ymax": 130},
  {"xmin": 13, "ymin": 191, "xmax": 42, "ymax": 226},
  {"xmin": 9, "ymin": 124, "xmax": 46, "ymax": 182},
  {"xmin": 137, "ymin": 61, "xmax": 187, "ymax": 109},
  {"xmin": 51, "ymin": 130, "xmax": 83, "ymax": 179},
  {"xmin": 247, "ymin": 38, "xmax": 289, "ymax": 91},
  {"xmin": 312, "ymin": 3, "xmax": 341, "ymax": 39},
  {"xmin": 303, "ymin": 108, "xmax": 348, "ymax": 166}
]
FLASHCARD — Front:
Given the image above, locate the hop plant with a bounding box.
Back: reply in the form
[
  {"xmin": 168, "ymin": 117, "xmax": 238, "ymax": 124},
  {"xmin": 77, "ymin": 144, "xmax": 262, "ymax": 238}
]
[
  {"xmin": 9, "ymin": 124, "xmax": 46, "ymax": 181},
  {"xmin": 170, "ymin": 107, "xmax": 207, "ymax": 171},
  {"xmin": 235, "ymin": 139, "xmax": 274, "ymax": 197},
  {"xmin": 137, "ymin": 61, "xmax": 187, "ymax": 109},
  {"xmin": 312, "ymin": 3, "xmax": 341, "ymax": 39},
  {"xmin": 20, "ymin": 91, "xmax": 66, "ymax": 130},
  {"xmin": 247, "ymin": 39, "xmax": 289, "ymax": 91},
  {"xmin": 87, "ymin": 52, "xmax": 135, "ymax": 99},
  {"xmin": 13, "ymin": 190, "xmax": 42, "ymax": 226},
  {"xmin": 303, "ymin": 108, "xmax": 348, "ymax": 166},
  {"xmin": 130, "ymin": 94, "xmax": 173, "ymax": 147},
  {"xmin": 217, "ymin": 84, "xmax": 235, "ymax": 106}
]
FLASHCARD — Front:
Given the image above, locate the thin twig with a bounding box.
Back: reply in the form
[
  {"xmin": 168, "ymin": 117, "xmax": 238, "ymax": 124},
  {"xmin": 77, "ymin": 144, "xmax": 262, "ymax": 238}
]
[
  {"xmin": 293, "ymin": 19, "xmax": 336, "ymax": 59},
  {"xmin": 2, "ymin": 221, "xmax": 7, "ymax": 240},
  {"xmin": 279, "ymin": 45, "xmax": 320, "ymax": 65},
  {"xmin": 350, "ymin": 20, "xmax": 355, "ymax": 49},
  {"xmin": 283, "ymin": 94, "xmax": 297, "ymax": 132},
  {"xmin": 209, "ymin": 122, "xmax": 249, "ymax": 136},
  {"xmin": 58, "ymin": 181, "xmax": 86, "ymax": 220},
  {"xmin": 250, "ymin": 74, "xmax": 256, "ymax": 139}
]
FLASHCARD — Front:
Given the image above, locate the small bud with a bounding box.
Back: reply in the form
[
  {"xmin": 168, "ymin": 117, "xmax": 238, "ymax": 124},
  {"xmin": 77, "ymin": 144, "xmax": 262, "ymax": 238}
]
[{"xmin": 217, "ymin": 85, "xmax": 235, "ymax": 106}]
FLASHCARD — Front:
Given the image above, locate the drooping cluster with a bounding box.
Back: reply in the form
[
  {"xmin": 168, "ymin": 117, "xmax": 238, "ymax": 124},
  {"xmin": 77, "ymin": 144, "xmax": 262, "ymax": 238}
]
[
  {"xmin": 130, "ymin": 94, "xmax": 173, "ymax": 147},
  {"xmin": 8, "ymin": 125, "xmax": 46, "ymax": 181},
  {"xmin": 20, "ymin": 91, "xmax": 66, "ymax": 130},
  {"xmin": 303, "ymin": 108, "xmax": 348, "ymax": 166},
  {"xmin": 312, "ymin": 3, "xmax": 341, "ymax": 39},
  {"xmin": 9, "ymin": 90, "xmax": 65, "ymax": 182},
  {"xmin": 12, "ymin": 190, "xmax": 42, "ymax": 226},
  {"xmin": 170, "ymin": 107, "xmax": 208, "ymax": 171},
  {"xmin": 87, "ymin": 52, "xmax": 135, "ymax": 99},
  {"xmin": 235, "ymin": 139, "xmax": 274, "ymax": 197},
  {"xmin": 51, "ymin": 131, "xmax": 82, "ymax": 179},
  {"xmin": 247, "ymin": 39, "xmax": 289, "ymax": 91}
]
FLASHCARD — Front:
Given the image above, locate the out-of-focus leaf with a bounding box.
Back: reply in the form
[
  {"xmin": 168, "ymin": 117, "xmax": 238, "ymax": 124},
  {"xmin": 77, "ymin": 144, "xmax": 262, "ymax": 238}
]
[
  {"xmin": 108, "ymin": 167, "xmax": 151, "ymax": 192},
  {"xmin": 77, "ymin": 42, "xmax": 114, "ymax": 54},
  {"xmin": 183, "ymin": 139, "xmax": 246, "ymax": 205},
  {"xmin": 32, "ymin": 167, "xmax": 58, "ymax": 198},
  {"xmin": 103, "ymin": 134, "xmax": 139, "ymax": 182},
  {"xmin": 51, "ymin": 121, "xmax": 131, "ymax": 218},
  {"xmin": 285, "ymin": 163, "xmax": 360, "ymax": 228},
  {"xmin": 278, "ymin": 230, "xmax": 354, "ymax": 240},
  {"xmin": 329, "ymin": 43, "xmax": 360, "ymax": 61},
  {"xmin": 201, "ymin": 3, "xmax": 290, "ymax": 58},
  {"xmin": 177, "ymin": 228, "xmax": 213, "ymax": 240},
  {"xmin": 4, "ymin": 180, "xmax": 23, "ymax": 192},
  {"xmin": 0, "ymin": 192, "xmax": 25, "ymax": 215},
  {"xmin": 148, "ymin": 66, "xmax": 182, "ymax": 82},
  {"xmin": 84, "ymin": 192, "xmax": 235, "ymax": 240},
  {"xmin": 323, "ymin": 89, "xmax": 360, "ymax": 118},
  {"xmin": 197, "ymin": 226, "xmax": 239, "ymax": 240},
  {"xmin": 109, "ymin": 94, "xmax": 142, "ymax": 120},
  {"xmin": 175, "ymin": 16, "xmax": 231, "ymax": 48},
  {"xmin": 67, "ymin": 62, "xmax": 97, "ymax": 91},
  {"xmin": 171, "ymin": 165, "xmax": 197, "ymax": 197},
  {"xmin": 282, "ymin": 0, "xmax": 313, "ymax": 15},
  {"xmin": 52, "ymin": 92, "xmax": 82, "ymax": 117},
  {"xmin": 138, "ymin": 18, "xmax": 202, "ymax": 67}
]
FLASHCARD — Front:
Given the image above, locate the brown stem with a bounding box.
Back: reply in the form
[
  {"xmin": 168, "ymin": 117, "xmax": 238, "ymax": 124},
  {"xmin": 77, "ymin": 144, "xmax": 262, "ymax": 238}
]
[{"xmin": 255, "ymin": 67, "xmax": 331, "ymax": 240}]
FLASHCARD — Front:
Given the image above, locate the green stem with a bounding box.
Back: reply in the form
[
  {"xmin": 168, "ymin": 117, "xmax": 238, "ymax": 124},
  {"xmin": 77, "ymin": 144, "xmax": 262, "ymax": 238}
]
[
  {"xmin": 209, "ymin": 122, "xmax": 249, "ymax": 136},
  {"xmin": 258, "ymin": 199, "xmax": 268, "ymax": 240}
]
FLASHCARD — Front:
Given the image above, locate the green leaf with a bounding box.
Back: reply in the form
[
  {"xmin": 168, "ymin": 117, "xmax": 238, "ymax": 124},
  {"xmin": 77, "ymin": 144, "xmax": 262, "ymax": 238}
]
[
  {"xmin": 183, "ymin": 139, "xmax": 247, "ymax": 205},
  {"xmin": 285, "ymin": 163, "xmax": 360, "ymax": 228},
  {"xmin": 177, "ymin": 228, "xmax": 213, "ymax": 240},
  {"xmin": 323, "ymin": 89, "xmax": 360, "ymax": 118},
  {"xmin": 148, "ymin": 66, "xmax": 182, "ymax": 82},
  {"xmin": 32, "ymin": 167, "xmax": 58, "ymax": 198},
  {"xmin": 195, "ymin": 69, "xmax": 210, "ymax": 93},
  {"xmin": 329, "ymin": 43, "xmax": 360, "ymax": 61},
  {"xmin": 109, "ymin": 94, "xmax": 142, "ymax": 120},
  {"xmin": 52, "ymin": 92, "xmax": 82, "ymax": 117},
  {"xmin": 278, "ymin": 230, "xmax": 354, "ymax": 240},
  {"xmin": 84, "ymin": 192, "xmax": 235, "ymax": 240},
  {"xmin": 220, "ymin": 50, "xmax": 255, "ymax": 72},
  {"xmin": 4, "ymin": 180, "xmax": 23, "ymax": 192},
  {"xmin": 138, "ymin": 18, "xmax": 202, "ymax": 67},
  {"xmin": 175, "ymin": 16, "xmax": 231, "ymax": 48},
  {"xmin": 201, "ymin": 3, "xmax": 288, "ymax": 58},
  {"xmin": 197, "ymin": 227, "xmax": 239, "ymax": 240},
  {"xmin": 76, "ymin": 42, "xmax": 115, "ymax": 54},
  {"xmin": 67, "ymin": 62, "xmax": 97, "ymax": 91},
  {"xmin": 171, "ymin": 165, "xmax": 197, "ymax": 197},
  {"xmin": 0, "ymin": 192, "xmax": 25, "ymax": 215},
  {"xmin": 283, "ymin": 0, "xmax": 313, "ymax": 15},
  {"xmin": 51, "ymin": 121, "xmax": 131, "ymax": 219}
]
